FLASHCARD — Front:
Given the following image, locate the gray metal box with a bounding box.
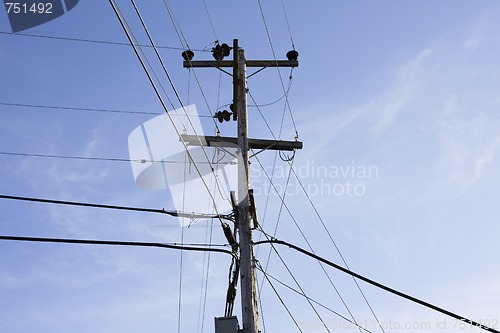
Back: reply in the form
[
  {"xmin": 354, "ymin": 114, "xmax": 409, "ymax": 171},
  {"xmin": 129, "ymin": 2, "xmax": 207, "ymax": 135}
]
[{"xmin": 215, "ymin": 316, "xmax": 240, "ymax": 333}]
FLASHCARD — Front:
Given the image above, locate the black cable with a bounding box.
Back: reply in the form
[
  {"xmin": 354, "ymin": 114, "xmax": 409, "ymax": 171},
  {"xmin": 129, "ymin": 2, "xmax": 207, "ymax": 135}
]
[
  {"xmin": 254, "ymin": 239, "xmax": 500, "ymax": 333},
  {"xmin": 0, "ymin": 194, "xmax": 233, "ymax": 221},
  {"xmin": 0, "ymin": 31, "xmax": 208, "ymax": 51},
  {"xmin": 0, "ymin": 235, "xmax": 233, "ymax": 256}
]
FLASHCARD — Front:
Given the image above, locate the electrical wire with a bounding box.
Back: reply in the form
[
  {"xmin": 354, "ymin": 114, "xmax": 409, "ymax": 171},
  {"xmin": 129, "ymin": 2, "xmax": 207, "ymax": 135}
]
[
  {"xmin": 162, "ymin": 0, "xmax": 190, "ymax": 49},
  {"xmin": 0, "ymin": 31, "xmax": 209, "ymax": 51},
  {"xmin": 0, "ymin": 151, "xmax": 215, "ymax": 164},
  {"xmin": 248, "ymin": 75, "xmax": 293, "ymax": 108},
  {"xmin": 256, "ymin": 0, "xmax": 298, "ymax": 140},
  {"xmin": 108, "ymin": 0, "xmax": 227, "ymax": 223},
  {"xmin": 110, "ymin": 0, "xmax": 179, "ymax": 119},
  {"xmin": 0, "ymin": 101, "xmax": 160, "ymax": 115},
  {"xmin": 289, "ymin": 165, "xmax": 386, "ymax": 332},
  {"xmin": 202, "ymin": 0, "xmax": 218, "ymax": 43},
  {"xmin": 0, "ymin": 194, "xmax": 234, "ymax": 221},
  {"xmin": 255, "ymin": 275, "xmax": 268, "ymax": 333},
  {"xmin": 160, "ymin": 0, "xmax": 222, "ymax": 134},
  {"xmin": 250, "ymin": 83, "xmax": 372, "ymax": 332},
  {"xmin": 0, "ymin": 101, "xmax": 214, "ymax": 119},
  {"xmin": 178, "ymin": 217, "xmax": 185, "ymax": 333},
  {"xmin": 255, "ymin": 261, "xmax": 303, "ymax": 333},
  {"xmin": 129, "ymin": 0, "xmax": 229, "ymax": 206},
  {"xmin": 256, "ymin": 262, "xmax": 372, "ymax": 333},
  {"xmin": 197, "ymin": 218, "xmax": 215, "ymax": 333},
  {"xmin": 279, "ymin": 0, "xmax": 296, "ymax": 50},
  {"xmin": 251, "ymin": 153, "xmax": 362, "ymax": 333},
  {"xmin": 255, "ymin": 223, "xmax": 332, "ymax": 332},
  {"xmin": 254, "ymin": 238, "xmax": 500, "ymax": 333},
  {"xmin": 256, "ymin": 150, "xmax": 294, "ymax": 284},
  {"xmin": 0, "ymin": 235, "xmax": 233, "ymax": 256}
]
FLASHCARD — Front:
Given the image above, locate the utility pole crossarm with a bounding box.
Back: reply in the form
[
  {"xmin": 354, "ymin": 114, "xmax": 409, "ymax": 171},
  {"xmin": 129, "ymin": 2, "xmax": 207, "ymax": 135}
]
[
  {"xmin": 183, "ymin": 59, "xmax": 298, "ymax": 69},
  {"xmin": 179, "ymin": 134, "xmax": 303, "ymax": 151}
]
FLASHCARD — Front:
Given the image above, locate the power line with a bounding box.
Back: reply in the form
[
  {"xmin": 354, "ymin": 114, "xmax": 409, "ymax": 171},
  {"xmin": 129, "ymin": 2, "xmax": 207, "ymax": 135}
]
[
  {"xmin": 159, "ymin": 0, "xmax": 222, "ymax": 133},
  {"xmin": 0, "ymin": 151, "xmax": 138, "ymax": 163},
  {"xmin": 0, "ymin": 151, "xmax": 234, "ymax": 165},
  {"xmin": 279, "ymin": 0, "xmax": 296, "ymax": 50},
  {"xmin": 256, "ymin": 0, "xmax": 298, "ymax": 140},
  {"xmin": 248, "ymin": 77, "xmax": 293, "ymax": 108},
  {"xmin": 0, "ymin": 102, "xmax": 214, "ymax": 118},
  {"xmin": 0, "ymin": 194, "xmax": 233, "ymax": 221},
  {"xmin": 0, "ymin": 235, "xmax": 234, "ymax": 256},
  {"xmin": 255, "ymin": 261, "xmax": 303, "ymax": 333},
  {"xmin": 256, "ymin": 263, "xmax": 372, "ymax": 333},
  {"xmin": 288, "ymin": 163, "xmax": 386, "ymax": 332},
  {"xmin": 255, "ymin": 224, "xmax": 332, "ymax": 333},
  {"xmin": 252, "ymin": 153, "xmax": 361, "ymax": 333},
  {"xmin": 121, "ymin": 0, "xmax": 231, "ymax": 215},
  {"xmin": 0, "ymin": 31, "xmax": 209, "ymax": 51},
  {"xmin": 108, "ymin": 0, "xmax": 232, "ymax": 224},
  {"xmin": 202, "ymin": 0, "xmax": 218, "ymax": 42},
  {"xmin": 254, "ymin": 239, "xmax": 500, "ymax": 333},
  {"xmin": 249, "ymin": 86, "xmax": 381, "ymax": 332},
  {"xmin": 0, "ymin": 101, "xmax": 158, "ymax": 115}
]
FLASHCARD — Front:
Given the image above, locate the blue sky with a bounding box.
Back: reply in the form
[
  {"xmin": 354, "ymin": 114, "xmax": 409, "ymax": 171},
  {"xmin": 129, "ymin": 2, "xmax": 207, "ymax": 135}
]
[{"xmin": 1, "ymin": 1, "xmax": 500, "ymax": 333}]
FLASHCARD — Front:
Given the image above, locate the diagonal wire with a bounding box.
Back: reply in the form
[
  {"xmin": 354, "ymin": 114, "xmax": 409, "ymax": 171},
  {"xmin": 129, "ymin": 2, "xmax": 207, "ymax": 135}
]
[
  {"xmin": 289, "ymin": 165, "xmax": 386, "ymax": 333},
  {"xmin": 256, "ymin": 0, "xmax": 298, "ymax": 140},
  {"xmin": 279, "ymin": 0, "xmax": 296, "ymax": 50},
  {"xmin": 252, "ymin": 153, "xmax": 363, "ymax": 333},
  {"xmin": 248, "ymin": 91, "xmax": 362, "ymax": 329},
  {"xmin": 249, "ymin": 88, "xmax": 368, "ymax": 332},
  {"xmin": 256, "ymin": 261, "xmax": 303, "ymax": 333},
  {"xmin": 108, "ymin": 0, "xmax": 227, "ymax": 222},
  {"xmin": 161, "ymin": 0, "xmax": 222, "ymax": 133},
  {"xmin": 202, "ymin": 0, "xmax": 218, "ymax": 42},
  {"xmin": 0, "ymin": 31, "xmax": 210, "ymax": 51},
  {"xmin": 130, "ymin": 0, "xmax": 230, "ymax": 204},
  {"xmin": 256, "ymin": 232, "xmax": 330, "ymax": 333},
  {"xmin": 256, "ymin": 262, "xmax": 373, "ymax": 333}
]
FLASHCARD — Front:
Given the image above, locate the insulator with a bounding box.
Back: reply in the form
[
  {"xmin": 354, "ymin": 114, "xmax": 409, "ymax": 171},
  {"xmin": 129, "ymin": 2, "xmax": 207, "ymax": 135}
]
[
  {"xmin": 214, "ymin": 111, "xmax": 224, "ymax": 123},
  {"xmin": 286, "ymin": 50, "xmax": 299, "ymax": 61},
  {"xmin": 221, "ymin": 222, "xmax": 237, "ymax": 247},
  {"xmin": 212, "ymin": 44, "xmax": 224, "ymax": 61},
  {"xmin": 222, "ymin": 110, "xmax": 231, "ymax": 122},
  {"xmin": 221, "ymin": 43, "xmax": 231, "ymax": 57},
  {"xmin": 230, "ymin": 104, "xmax": 237, "ymax": 121},
  {"xmin": 181, "ymin": 50, "xmax": 194, "ymax": 61}
]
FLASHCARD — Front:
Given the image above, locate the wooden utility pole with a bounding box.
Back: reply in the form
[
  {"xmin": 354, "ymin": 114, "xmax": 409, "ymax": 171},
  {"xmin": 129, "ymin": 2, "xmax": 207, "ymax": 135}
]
[
  {"xmin": 183, "ymin": 39, "xmax": 300, "ymax": 333},
  {"xmin": 233, "ymin": 39, "xmax": 259, "ymax": 333}
]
